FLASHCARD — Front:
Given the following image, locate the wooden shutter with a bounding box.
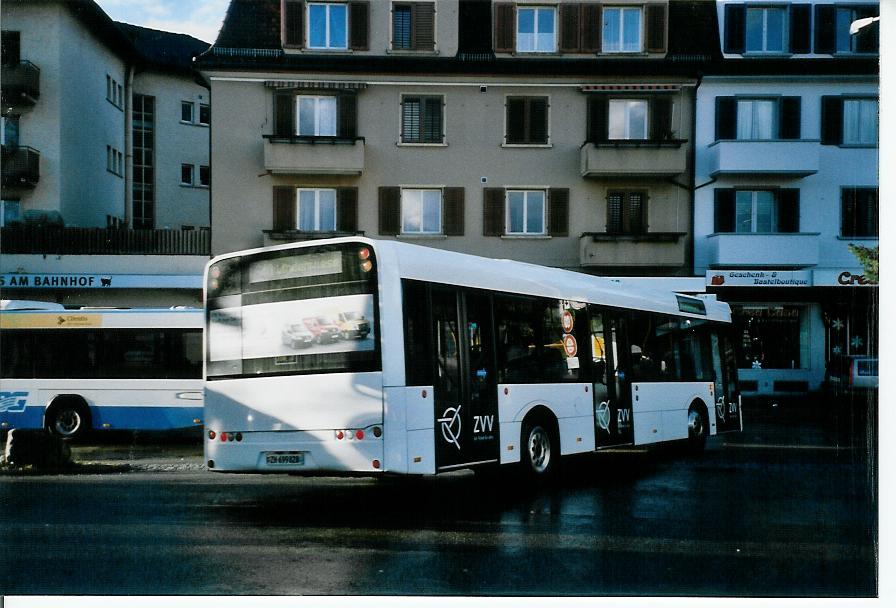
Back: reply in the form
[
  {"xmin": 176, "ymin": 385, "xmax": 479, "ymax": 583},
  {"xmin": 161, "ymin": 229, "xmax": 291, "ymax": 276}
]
[
  {"xmin": 413, "ymin": 2, "xmax": 436, "ymax": 51},
  {"xmin": 713, "ymin": 189, "xmax": 736, "ymax": 233},
  {"xmin": 606, "ymin": 192, "xmax": 622, "ymax": 234},
  {"xmin": 723, "ymin": 3, "xmax": 745, "ymax": 54},
  {"xmin": 273, "ymin": 186, "xmax": 296, "ymax": 231},
  {"xmin": 506, "ymin": 97, "xmax": 525, "ymax": 143},
  {"xmin": 378, "ymin": 187, "xmax": 401, "ymax": 236},
  {"xmin": 560, "ymin": 4, "xmax": 581, "ymax": 53},
  {"xmin": 587, "ymin": 96, "xmax": 608, "ymax": 142},
  {"xmin": 645, "ymin": 4, "xmax": 667, "ymax": 53},
  {"xmin": 483, "ymin": 188, "xmax": 505, "ymax": 236},
  {"xmin": 548, "ymin": 188, "xmax": 569, "ymax": 237},
  {"xmin": 443, "ymin": 187, "xmax": 465, "ymax": 236},
  {"xmin": 274, "ymin": 91, "xmax": 295, "ymax": 137},
  {"xmin": 779, "ymin": 97, "xmax": 801, "ymax": 140},
  {"xmin": 349, "ymin": 2, "xmax": 369, "ymax": 50},
  {"xmin": 820, "ymin": 96, "xmax": 843, "ymax": 145},
  {"xmin": 628, "ymin": 192, "xmax": 646, "ymax": 235},
  {"xmin": 529, "ymin": 98, "xmax": 548, "ymax": 144},
  {"xmin": 789, "ymin": 4, "xmax": 811, "ymax": 54},
  {"xmin": 777, "ymin": 189, "xmax": 800, "ymax": 233},
  {"xmin": 337, "ymin": 187, "xmax": 358, "ymax": 232},
  {"xmin": 581, "ymin": 3, "xmax": 601, "ymax": 52},
  {"xmin": 283, "ymin": 0, "xmax": 304, "ymax": 48},
  {"xmin": 814, "ymin": 5, "xmax": 837, "ymax": 54},
  {"xmin": 715, "ymin": 96, "xmax": 737, "ymax": 140},
  {"xmin": 650, "ymin": 97, "xmax": 673, "ymax": 141},
  {"xmin": 337, "ymin": 93, "xmax": 357, "ymax": 139},
  {"xmin": 423, "ymin": 97, "xmax": 443, "ymax": 143},
  {"xmin": 494, "ymin": 3, "xmax": 515, "ymax": 53}
]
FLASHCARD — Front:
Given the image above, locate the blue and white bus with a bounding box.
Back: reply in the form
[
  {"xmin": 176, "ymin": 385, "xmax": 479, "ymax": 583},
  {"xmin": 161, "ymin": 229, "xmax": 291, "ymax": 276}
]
[
  {"xmin": 204, "ymin": 238, "xmax": 741, "ymax": 480},
  {"xmin": 0, "ymin": 303, "xmax": 203, "ymax": 438}
]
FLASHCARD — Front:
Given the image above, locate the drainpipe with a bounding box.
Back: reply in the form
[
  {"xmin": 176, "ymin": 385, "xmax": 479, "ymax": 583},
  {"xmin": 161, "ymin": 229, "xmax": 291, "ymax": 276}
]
[
  {"xmin": 688, "ymin": 72, "xmax": 703, "ymax": 283},
  {"xmin": 124, "ymin": 63, "xmax": 135, "ymax": 227}
]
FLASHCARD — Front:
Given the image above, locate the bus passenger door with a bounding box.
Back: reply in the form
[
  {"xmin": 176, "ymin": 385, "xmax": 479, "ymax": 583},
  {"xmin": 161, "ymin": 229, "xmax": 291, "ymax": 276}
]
[
  {"xmin": 591, "ymin": 309, "xmax": 634, "ymax": 448},
  {"xmin": 711, "ymin": 332, "xmax": 741, "ymax": 433}
]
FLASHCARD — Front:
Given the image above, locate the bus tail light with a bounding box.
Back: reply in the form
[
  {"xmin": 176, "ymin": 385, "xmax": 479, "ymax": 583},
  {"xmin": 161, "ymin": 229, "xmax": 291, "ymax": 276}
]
[
  {"xmin": 360, "ymin": 260, "xmax": 373, "ymax": 273},
  {"xmin": 220, "ymin": 432, "xmax": 228, "ymax": 442},
  {"xmin": 336, "ymin": 430, "xmax": 345, "ymax": 440},
  {"xmin": 355, "ymin": 429, "xmax": 365, "ymax": 440},
  {"xmin": 372, "ymin": 426, "xmax": 382, "ymax": 438},
  {"xmin": 372, "ymin": 459, "xmax": 381, "ymax": 469},
  {"xmin": 208, "ymin": 430, "xmax": 216, "ymax": 440},
  {"xmin": 358, "ymin": 247, "xmax": 371, "ymax": 261}
]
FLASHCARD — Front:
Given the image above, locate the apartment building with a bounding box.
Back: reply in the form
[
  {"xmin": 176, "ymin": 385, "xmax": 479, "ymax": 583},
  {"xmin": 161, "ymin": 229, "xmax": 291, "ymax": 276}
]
[
  {"xmin": 1, "ymin": 0, "xmax": 211, "ymax": 307},
  {"xmin": 693, "ymin": 0, "xmax": 878, "ymax": 397},
  {"xmin": 199, "ymin": 0, "xmax": 711, "ymax": 280}
]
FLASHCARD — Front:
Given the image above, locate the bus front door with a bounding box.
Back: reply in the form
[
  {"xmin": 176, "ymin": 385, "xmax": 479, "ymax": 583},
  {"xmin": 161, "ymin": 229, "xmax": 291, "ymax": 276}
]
[
  {"xmin": 431, "ymin": 288, "xmax": 499, "ymax": 471},
  {"xmin": 591, "ymin": 310, "xmax": 634, "ymax": 448}
]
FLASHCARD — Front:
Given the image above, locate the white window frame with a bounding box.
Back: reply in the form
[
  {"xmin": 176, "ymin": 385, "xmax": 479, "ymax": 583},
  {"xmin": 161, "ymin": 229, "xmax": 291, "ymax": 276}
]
[
  {"xmin": 745, "ymin": 6, "xmax": 788, "ymax": 54},
  {"xmin": 736, "ymin": 98, "xmax": 778, "ymax": 140},
  {"xmin": 181, "ymin": 101, "xmax": 194, "ymax": 124},
  {"xmin": 735, "ymin": 190, "xmax": 778, "ymax": 234},
  {"xmin": 401, "ymin": 188, "xmax": 443, "ymax": 235},
  {"xmin": 198, "ymin": 165, "xmax": 210, "ymax": 188},
  {"xmin": 198, "ymin": 103, "xmax": 210, "ymax": 126},
  {"xmin": 180, "ymin": 163, "xmax": 194, "ymax": 186},
  {"xmin": 608, "ymin": 99, "xmax": 649, "ymax": 140},
  {"xmin": 505, "ymin": 189, "xmax": 546, "ymax": 236},
  {"xmin": 516, "ymin": 6, "xmax": 558, "ymax": 53},
  {"xmin": 602, "ymin": 6, "xmax": 643, "ymax": 54},
  {"xmin": 296, "ymin": 95, "xmax": 338, "ymax": 136},
  {"xmin": 307, "ymin": 2, "xmax": 349, "ymax": 50},
  {"xmin": 842, "ymin": 98, "xmax": 878, "ymax": 146},
  {"xmin": 297, "ymin": 188, "xmax": 338, "ymax": 231}
]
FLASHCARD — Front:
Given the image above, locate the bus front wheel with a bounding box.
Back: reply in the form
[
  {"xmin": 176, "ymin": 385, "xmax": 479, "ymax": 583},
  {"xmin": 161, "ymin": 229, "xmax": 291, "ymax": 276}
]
[
  {"xmin": 46, "ymin": 398, "xmax": 91, "ymax": 440},
  {"xmin": 521, "ymin": 418, "xmax": 558, "ymax": 481}
]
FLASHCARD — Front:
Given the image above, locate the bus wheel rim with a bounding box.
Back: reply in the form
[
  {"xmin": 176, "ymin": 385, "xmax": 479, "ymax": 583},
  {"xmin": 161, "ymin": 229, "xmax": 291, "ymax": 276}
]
[
  {"xmin": 528, "ymin": 427, "xmax": 550, "ymax": 473},
  {"xmin": 688, "ymin": 409, "xmax": 704, "ymax": 439},
  {"xmin": 55, "ymin": 409, "xmax": 81, "ymax": 436}
]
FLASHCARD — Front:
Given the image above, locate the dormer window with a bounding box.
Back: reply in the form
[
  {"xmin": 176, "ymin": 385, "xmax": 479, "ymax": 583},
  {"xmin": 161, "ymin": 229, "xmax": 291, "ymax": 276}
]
[
  {"xmin": 517, "ymin": 6, "xmax": 556, "ymax": 53},
  {"xmin": 745, "ymin": 6, "xmax": 786, "ymax": 53},
  {"xmin": 602, "ymin": 6, "xmax": 642, "ymax": 53},
  {"xmin": 308, "ymin": 2, "xmax": 348, "ymax": 50}
]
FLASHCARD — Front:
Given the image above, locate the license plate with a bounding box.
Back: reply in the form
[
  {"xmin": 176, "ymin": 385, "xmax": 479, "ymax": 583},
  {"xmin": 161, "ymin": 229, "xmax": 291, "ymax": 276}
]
[{"xmin": 264, "ymin": 451, "xmax": 305, "ymax": 466}]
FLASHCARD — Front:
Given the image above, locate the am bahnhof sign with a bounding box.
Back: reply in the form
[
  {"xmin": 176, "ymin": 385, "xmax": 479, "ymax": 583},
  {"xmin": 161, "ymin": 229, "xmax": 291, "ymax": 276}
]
[
  {"xmin": 706, "ymin": 269, "xmax": 876, "ymax": 288},
  {"xmin": 0, "ymin": 273, "xmax": 202, "ymax": 289}
]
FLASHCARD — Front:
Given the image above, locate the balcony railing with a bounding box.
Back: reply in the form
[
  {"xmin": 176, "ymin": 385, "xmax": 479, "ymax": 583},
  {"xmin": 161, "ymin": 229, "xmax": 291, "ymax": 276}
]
[
  {"xmin": 579, "ymin": 232, "xmax": 687, "ymax": 268},
  {"xmin": 0, "ymin": 226, "xmax": 210, "ymax": 256},
  {"xmin": 706, "ymin": 232, "xmax": 820, "ymax": 268},
  {"xmin": 707, "ymin": 140, "xmax": 820, "ymax": 177},
  {"xmin": 263, "ymin": 135, "xmax": 365, "ymax": 175},
  {"xmin": 1, "ymin": 146, "xmax": 40, "ymax": 190},
  {"xmin": 1, "ymin": 61, "xmax": 40, "ymax": 107},
  {"xmin": 581, "ymin": 140, "xmax": 687, "ymax": 178}
]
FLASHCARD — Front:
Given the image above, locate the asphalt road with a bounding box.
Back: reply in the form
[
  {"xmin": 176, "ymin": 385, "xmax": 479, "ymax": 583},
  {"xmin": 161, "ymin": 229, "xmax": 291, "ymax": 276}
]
[{"xmin": 0, "ymin": 415, "xmax": 877, "ymax": 597}]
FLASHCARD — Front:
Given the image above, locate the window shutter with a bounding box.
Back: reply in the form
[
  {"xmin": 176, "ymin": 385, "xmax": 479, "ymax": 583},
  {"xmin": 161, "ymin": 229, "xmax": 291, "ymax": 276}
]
[
  {"xmin": 560, "ymin": 4, "xmax": 581, "ymax": 53},
  {"xmin": 349, "ymin": 2, "xmax": 369, "ymax": 51},
  {"xmin": 443, "ymin": 187, "xmax": 465, "ymax": 236},
  {"xmin": 581, "ymin": 3, "xmax": 601, "ymax": 52},
  {"xmin": 715, "ymin": 96, "xmax": 737, "ymax": 140},
  {"xmin": 274, "ymin": 91, "xmax": 295, "ymax": 137},
  {"xmin": 423, "ymin": 97, "xmax": 443, "ymax": 142},
  {"xmin": 337, "ymin": 94, "xmax": 358, "ymax": 139},
  {"xmin": 548, "ymin": 188, "xmax": 569, "ymax": 237},
  {"xmin": 494, "ymin": 3, "xmax": 515, "ymax": 53},
  {"xmin": 273, "ymin": 186, "xmax": 297, "ymax": 231},
  {"xmin": 506, "ymin": 98, "xmax": 525, "ymax": 143},
  {"xmin": 606, "ymin": 193, "xmax": 622, "ymax": 234},
  {"xmin": 378, "ymin": 187, "xmax": 401, "ymax": 236},
  {"xmin": 645, "ymin": 4, "xmax": 667, "ymax": 53},
  {"xmin": 283, "ymin": 0, "xmax": 304, "ymax": 47},
  {"xmin": 337, "ymin": 187, "xmax": 358, "ymax": 232},
  {"xmin": 650, "ymin": 97, "xmax": 673, "ymax": 141},
  {"xmin": 779, "ymin": 97, "xmax": 801, "ymax": 140},
  {"xmin": 723, "ymin": 4, "xmax": 745, "ymax": 54},
  {"xmin": 413, "ymin": 2, "xmax": 436, "ymax": 50},
  {"xmin": 841, "ymin": 188, "xmax": 856, "ymax": 236},
  {"xmin": 587, "ymin": 96, "xmax": 608, "ymax": 142},
  {"xmin": 789, "ymin": 4, "xmax": 811, "ymax": 54},
  {"xmin": 483, "ymin": 188, "xmax": 505, "ymax": 236},
  {"xmin": 628, "ymin": 192, "xmax": 646, "ymax": 235},
  {"xmin": 713, "ymin": 189, "xmax": 736, "ymax": 233},
  {"xmin": 820, "ymin": 96, "xmax": 843, "ymax": 145},
  {"xmin": 401, "ymin": 97, "xmax": 421, "ymax": 142},
  {"xmin": 814, "ymin": 5, "xmax": 837, "ymax": 54},
  {"xmin": 777, "ymin": 189, "xmax": 800, "ymax": 233},
  {"xmin": 529, "ymin": 98, "xmax": 548, "ymax": 144}
]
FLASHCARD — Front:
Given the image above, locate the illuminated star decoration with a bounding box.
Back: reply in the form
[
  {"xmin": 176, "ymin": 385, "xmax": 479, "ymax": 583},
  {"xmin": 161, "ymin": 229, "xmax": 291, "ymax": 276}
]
[
  {"xmin": 851, "ymin": 336, "xmax": 864, "ymax": 349},
  {"xmin": 831, "ymin": 319, "xmax": 845, "ymax": 331},
  {"xmin": 832, "ymin": 346, "xmax": 843, "ymax": 355}
]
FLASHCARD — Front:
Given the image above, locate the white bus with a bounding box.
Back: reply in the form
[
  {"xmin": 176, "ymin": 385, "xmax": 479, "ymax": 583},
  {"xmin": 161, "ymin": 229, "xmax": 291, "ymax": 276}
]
[
  {"xmin": 0, "ymin": 304, "xmax": 204, "ymax": 439},
  {"xmin": 204, "ymin": 238, "xmax": 741, "ymax": 478}
]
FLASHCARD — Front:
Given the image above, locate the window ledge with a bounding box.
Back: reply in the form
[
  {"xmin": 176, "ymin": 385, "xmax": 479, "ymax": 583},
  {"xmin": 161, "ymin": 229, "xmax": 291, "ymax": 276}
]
[
  {"xmin": 263, "ymin": 135, "xmax": 365, "ymax": 144},
  {"xmin": 500, "ymin": 234, "xmax": 551, "ymax": 240},
  {"xmin": 708, "ymin": 139, "xmax": 820, "ymax": 147},
  {"xmin": 396, "ymin": 142, "xmax": 448, "ymax": 148},
  {"xmin": 584, "ymin": 232, "xmax": 686, "ymax": 243},
  {"xmin": 598, "ymin": 51, "xmax": 649, "ymax": 57},
  {"xmin": 396, "ymin": 234, "xmax": 448, "ymax": 240},
  {"xmin": 838, "ymin": 143, "xmax": 878, "ymax": 149},
  {"xmin": 501, "ymin": 143, "xmax": 552, "ymax": 149},
  {"xmin": 386, "ymin": 49, "xmax": 440, "ymax": 56},
  {"xmin": 836, "ymin": 236, "xmax": 878, "ymax": 241},
  {"xmin": 741, "ymin": 52, "xmax": 793, "ymax": 58},
  {"xmin": 587, "ymin": 139, "xmax": 687, "ymax": 148},
  {"xmin": 263, "ymin": 229, "xmax": 365, "ymax": 241},
  {"xmin": 707, "ymin": 232, "xmax": 821, "ymax": 237}
]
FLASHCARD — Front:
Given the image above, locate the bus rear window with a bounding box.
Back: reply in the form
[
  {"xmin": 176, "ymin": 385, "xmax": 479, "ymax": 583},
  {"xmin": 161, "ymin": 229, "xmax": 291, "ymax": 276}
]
[{"xmin": 206, "ymin": 242, "xmax": 380, "ymax": 379}]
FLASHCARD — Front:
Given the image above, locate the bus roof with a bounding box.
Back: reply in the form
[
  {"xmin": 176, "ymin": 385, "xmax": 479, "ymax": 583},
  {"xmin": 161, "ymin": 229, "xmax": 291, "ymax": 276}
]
[{"xmin": 207, "ymin": 237, "xmax": 731, "ymax": 323}]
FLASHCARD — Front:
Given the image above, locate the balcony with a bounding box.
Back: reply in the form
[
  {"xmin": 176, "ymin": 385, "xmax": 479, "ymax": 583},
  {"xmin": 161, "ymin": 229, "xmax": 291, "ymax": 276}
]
[
  {"xmin": 1, "ymin": 146, "xmax": 40, "ymax": 191},
  {"xmin": 263, "ymin": 136, "xmax": 365, "ymax": 175},
  {"xmin": 0, "ymin": 226, "xmax": 210, "ymax": 256},
  {"xmin": 1, "ymin": 61, "xmax": 40, "ymax": 109},
  {"xmin": 579, "ymin": 232, "xmax": 687, "ymax": 268},
  {"xmin": 707, "ymin": 140, "xmax": 820, "ymax": 178},
  {"xmin": 580, "ymin": 140, "xmax": 687, "ymax": 178},
  {"xmin": 706, "ymin": 233, "xmax": 820, "ymax": 268}
]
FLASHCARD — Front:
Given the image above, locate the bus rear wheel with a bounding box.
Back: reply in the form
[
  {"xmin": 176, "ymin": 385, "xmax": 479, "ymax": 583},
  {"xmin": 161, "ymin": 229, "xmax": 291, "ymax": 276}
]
[
  {"xmin": 521, "ymin": 419, "xmax": 558, "ymax": 481},
  {"xmin": 687, "ymin": 403, "xmax": 708, "ymax": 454},
  {"xmin": 46, "ymin": 399, "xmax": 91, "ymax": 440}
]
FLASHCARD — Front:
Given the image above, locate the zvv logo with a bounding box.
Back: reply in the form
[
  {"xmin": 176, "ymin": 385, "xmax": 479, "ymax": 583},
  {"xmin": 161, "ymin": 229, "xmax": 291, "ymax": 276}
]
[
  {"xmin": 438, "ymin": 405, "xmax": 462, "ymax": 450},
  {"xmin": 0, "ymin": 392, "xmax": 29, "ymax": 413}
]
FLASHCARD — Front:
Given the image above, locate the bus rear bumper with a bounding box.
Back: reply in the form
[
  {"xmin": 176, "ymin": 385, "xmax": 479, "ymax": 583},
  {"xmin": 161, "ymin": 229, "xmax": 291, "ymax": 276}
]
[{"xmin": 205, "ymin": 429, "xmax": 385, "ymax": 474}]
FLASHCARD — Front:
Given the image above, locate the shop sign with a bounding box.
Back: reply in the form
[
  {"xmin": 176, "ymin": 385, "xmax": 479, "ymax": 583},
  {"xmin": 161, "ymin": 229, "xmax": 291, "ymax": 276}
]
[
  {"xmin": 705, "ymin": 270, "xmax": 812, "ymax": 288},
  {"xmin": 0, "ymin": 273, "xmax": 202, "ymax": 289},
  {"xmin": 812, "ymin": 269, "xmax": 877, "ymax": 287}
]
